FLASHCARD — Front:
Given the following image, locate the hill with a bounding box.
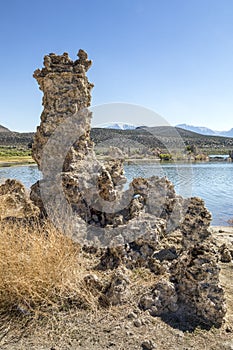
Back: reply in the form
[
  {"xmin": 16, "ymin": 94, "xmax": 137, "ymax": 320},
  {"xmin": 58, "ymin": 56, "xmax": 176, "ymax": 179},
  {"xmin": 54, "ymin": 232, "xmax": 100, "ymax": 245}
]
[
  {"xmin": 0, "ymin": 130, "xmax": 34, "ymax": 149},
  {"xmin": 177, "ymin": 123, "xmax": 233, "ymax": 137},
  {"xmin": 91, "ymin": 126, "xmax": 233, "ymax": 154},
  {"xmin": 0, "ymin": 125, "xmax": 233, "ymax": 154},
  {"xmin": 0, "ymin": 125, "xmax": 10, "ymax": 133},
  {"xmin": 221, "ymin": 128, "xmax": 233, "ymax": 137}
]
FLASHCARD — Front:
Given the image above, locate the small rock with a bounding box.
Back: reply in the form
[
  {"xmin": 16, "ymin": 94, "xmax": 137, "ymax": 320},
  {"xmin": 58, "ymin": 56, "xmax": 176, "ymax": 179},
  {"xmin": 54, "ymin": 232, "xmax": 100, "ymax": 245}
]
[
  {"xmin": 174, "ymin": 329, "xmax": 184, "ymax": 338},
  {"xmin": 114, "ymin": 325, "xmax": 121, "ymax": 330},
  {"xmin": 168, "ymin": 302, "xmax": 179, "ymax": 312},
  {"xmin": 141, "ymin": 340, "xmax": 156, "ymax": 349},
  {"xmin": 220, "ymin": 248, "xmax": 232, "ymax": 263},
  {"xmin": 153, "ymin": 247, "xmax": 178, "ymax": 261},
  {"xmin": 225, "ymin": 325, "xmax": 233, "ymax": 333},
  {"xmin": 126, "ymin": 331, "xmax": 134, "ymax": 336},
  {"xmin": 134, "ymin": 319, "xmax": 142, "ymax": 327},
  {"xmin": 140, "ymin": 295, "xmax": 154, "ymax": 310},
  {"xmin": 128, "ymin": 311, "xmax": 137, "ymax": 319},
  {"xmin": 223, "ymin": 341, "xmax": 233, "ymax": 350},
  {"xmin": 149, "ymin": 306, "xmax": 158, "ymax": 317}
]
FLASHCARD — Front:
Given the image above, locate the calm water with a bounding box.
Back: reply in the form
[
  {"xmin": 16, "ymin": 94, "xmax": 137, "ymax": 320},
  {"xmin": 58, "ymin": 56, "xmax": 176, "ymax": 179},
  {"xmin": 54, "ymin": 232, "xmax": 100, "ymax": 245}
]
[
  {"xmin": 0, "ymin": 165, "xmax": 41, "ymax": 189},
  {"xmin": 0, "ymin": 162, "xmax": 232, "ymax": 226}
]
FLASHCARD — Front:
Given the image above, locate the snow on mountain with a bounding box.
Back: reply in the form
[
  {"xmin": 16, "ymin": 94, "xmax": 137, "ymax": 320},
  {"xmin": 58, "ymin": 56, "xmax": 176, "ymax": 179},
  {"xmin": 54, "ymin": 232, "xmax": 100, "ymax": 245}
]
[
  {"xmin": 95, "ymin": 122, "xmax": 137, "ymax": 130},
  {"xmin": 176, "ymin": 124, "xmax": 218, "ymax": 136},
  {"xmin": 176, "ymin": 124, "xmax": 233, "ymax": 137},
  {"xmin": 220, "ymin": 128, "xmax": 233, "ymax": 137}
]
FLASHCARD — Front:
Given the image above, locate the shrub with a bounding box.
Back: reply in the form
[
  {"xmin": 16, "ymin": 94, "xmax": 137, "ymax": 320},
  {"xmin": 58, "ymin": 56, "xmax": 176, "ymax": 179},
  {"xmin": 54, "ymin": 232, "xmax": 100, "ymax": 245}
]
[
  {"xmin": 159, "ymin": 153, "xmax": 172, "ymax": 161},
  {"xmin": 0, "ymin": 219, "xmax": 94, "ymax": 314},
  {"xmin": 0, "ymin": 147, "xmax": 32, "ymax": 157}
]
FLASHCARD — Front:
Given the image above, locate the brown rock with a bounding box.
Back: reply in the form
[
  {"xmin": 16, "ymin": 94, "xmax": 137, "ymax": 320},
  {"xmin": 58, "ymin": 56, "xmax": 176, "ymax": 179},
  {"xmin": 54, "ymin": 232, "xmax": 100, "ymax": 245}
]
[
  {"xmin": 220, "ymin": 244, "xmax": 232, "ymax": 263},
  {"xmin": 29, "ymin": 50, "xmax": 227, "ymax": 329},
  {"xmin": 0, "ymin": 179, "xmax": 39, "ymax": 219},
  {"xmin": 104, "ymin": 268, "xmax": 130, "ymax": 306}
]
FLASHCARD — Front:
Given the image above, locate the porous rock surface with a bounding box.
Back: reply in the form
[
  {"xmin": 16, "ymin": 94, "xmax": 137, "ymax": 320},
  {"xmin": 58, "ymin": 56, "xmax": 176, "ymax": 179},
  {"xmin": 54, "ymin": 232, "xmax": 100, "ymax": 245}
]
[
  {"xmin": 31, "ymin": 50, "xmax": 128, "ymax": 229},
  {"xmin": 0, "ymin": 179, "xmax": 39, "ymax": 219},
  {"xmin": 32, "ymin": 49, "xmax": 93, "ymax": 167},
  {"xmin": 6, "ymin": 50, "xmax": 226, "ymax": 329}
]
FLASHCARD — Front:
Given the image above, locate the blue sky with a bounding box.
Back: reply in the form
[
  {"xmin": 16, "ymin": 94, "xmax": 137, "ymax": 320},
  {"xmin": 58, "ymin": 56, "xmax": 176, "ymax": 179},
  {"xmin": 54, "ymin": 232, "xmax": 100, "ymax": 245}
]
[{"xmin": 0, "ymin": 0, "xmax": 233, "ymax": 131}]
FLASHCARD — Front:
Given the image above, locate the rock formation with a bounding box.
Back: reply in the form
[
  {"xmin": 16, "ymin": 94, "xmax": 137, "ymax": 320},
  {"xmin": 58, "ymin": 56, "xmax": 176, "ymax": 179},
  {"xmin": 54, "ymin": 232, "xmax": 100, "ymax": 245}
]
[
  {"xmin": 0, "ymin": 179, "xmax": 39, "ymax": 219},
  {"xmin": 32, "ymin": 50, "xmax": 93, "ymax": 168},
  {"xmin": 27, "ymin": 50, "xmax": 228, "ymax": 328},
  {"xmin": 31, "ymin": 50, "xmax": 127, "ymax": 228}
]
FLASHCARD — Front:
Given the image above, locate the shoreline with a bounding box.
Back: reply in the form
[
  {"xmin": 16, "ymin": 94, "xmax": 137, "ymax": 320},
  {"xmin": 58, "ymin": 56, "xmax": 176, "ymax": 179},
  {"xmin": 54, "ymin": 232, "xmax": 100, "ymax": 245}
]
[
  {"xmin": 0, "ymin": 158, "xmax": 35, "ymax": 167},
  {"xmin": 210, "ymin": 225, "xmax": 233, "ymax": 239},
  {"xmin": 0, "ymin": 155, "xmax": 231, "ymax": 167}
]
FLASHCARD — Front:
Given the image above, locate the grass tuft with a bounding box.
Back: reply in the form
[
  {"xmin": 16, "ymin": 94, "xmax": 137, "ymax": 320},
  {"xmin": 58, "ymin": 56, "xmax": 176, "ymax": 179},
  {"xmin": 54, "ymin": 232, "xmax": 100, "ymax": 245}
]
[{"xmin": 0, "ymin": 219, "xmax": 95, "ymax": 315}]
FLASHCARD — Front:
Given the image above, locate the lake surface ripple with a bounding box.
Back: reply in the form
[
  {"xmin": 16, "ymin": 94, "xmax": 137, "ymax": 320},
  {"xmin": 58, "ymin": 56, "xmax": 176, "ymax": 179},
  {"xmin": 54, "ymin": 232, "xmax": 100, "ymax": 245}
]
[{"xmin": 0, "ymin": 162, "xmax": 232, "ymax": 226}]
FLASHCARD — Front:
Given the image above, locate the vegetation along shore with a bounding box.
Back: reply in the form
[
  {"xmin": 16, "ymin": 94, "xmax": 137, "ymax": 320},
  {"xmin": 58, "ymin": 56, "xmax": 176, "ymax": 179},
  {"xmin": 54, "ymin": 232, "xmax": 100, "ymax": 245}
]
[{"xmin": 1, "ymin": 125, "xmax": 233, "ymax": 165}]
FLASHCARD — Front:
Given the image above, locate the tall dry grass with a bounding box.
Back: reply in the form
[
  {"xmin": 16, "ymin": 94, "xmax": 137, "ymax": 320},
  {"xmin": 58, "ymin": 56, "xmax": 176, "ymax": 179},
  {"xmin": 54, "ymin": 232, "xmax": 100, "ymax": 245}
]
[{"xmin": 0, "ymin": 219, "xmax": 94, "ymax": 314}]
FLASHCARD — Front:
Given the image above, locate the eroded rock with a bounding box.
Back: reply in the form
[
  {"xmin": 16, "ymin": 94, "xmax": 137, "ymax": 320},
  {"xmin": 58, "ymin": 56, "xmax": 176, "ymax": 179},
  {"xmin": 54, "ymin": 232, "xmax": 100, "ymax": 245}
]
[
  {"xmin": 219, "ymin": 243, "xmax": 232, "ymax": 263},
  {"xmin": 104, "ymin": 268, "xmax": 130, "ymax": 306},
  {"xmin": 0, "ymin": 179, "xmax": 39, "ymax": 219},
  {"xmin": 139, "ymin": 279, "xmax": 178, "ymax": 316},
  {"xmin": 32, "ymin": 50, "xmax": 94, "ymax": 168},
  {"xmin": 171, "ymin": 240, "xmax": 226, "ymax": 327},
  {"xmin": 31, "ymin": 50, "xmax": 128, "ymax": 231},
  {"xmin": 28, "ymin": 49, "xmax": 227, "ymax": 329}
]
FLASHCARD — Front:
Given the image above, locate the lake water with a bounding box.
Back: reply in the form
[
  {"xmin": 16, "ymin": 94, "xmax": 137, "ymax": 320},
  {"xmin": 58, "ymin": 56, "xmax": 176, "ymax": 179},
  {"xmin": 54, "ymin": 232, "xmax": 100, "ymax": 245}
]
[{"xmin": 0, "ymin": 162, "xmax": 232, "ymax": 226}]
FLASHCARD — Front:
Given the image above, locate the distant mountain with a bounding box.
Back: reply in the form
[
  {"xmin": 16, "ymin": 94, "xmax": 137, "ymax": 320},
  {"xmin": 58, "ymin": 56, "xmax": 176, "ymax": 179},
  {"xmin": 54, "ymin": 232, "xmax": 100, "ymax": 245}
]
[
  {"xmin": 0, "ymin": 124, "xmax": 10, "ymax": 133},
  {"xmin": 91, "ymin": 126, "xmax": 233, "ymax": 154},
  {"xmin": 0, "ymin": 124, "xmax": 233, "ymax": 152},
  {"xmin": 176, "ymin": 123, "xmax": 233, "ymax": 137},
  {"xmin": 0, "ymin": 124, "xmax": 34, "ymax": 148},
  {"xmin": 96, "ymin": 122, "xmax": 137, "ymax": 130},
  {"xmin": 176, "ymin": 124, "xmax": 218, "ymax": 136},
  {"xmin": 221, "ymin": 128, "xmax": 233, "ymax": 137}
]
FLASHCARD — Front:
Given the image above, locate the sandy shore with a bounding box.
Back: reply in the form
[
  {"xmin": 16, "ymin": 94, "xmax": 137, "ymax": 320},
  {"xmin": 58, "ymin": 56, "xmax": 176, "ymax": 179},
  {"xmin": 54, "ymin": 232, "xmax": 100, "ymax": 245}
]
[
  {"xmin": 0, "ymin": 159, "xmax": 35, "ymax": 167},
  {"xmin": 211, "ymin": 225, "xmax": 233, "ymax": 244}
]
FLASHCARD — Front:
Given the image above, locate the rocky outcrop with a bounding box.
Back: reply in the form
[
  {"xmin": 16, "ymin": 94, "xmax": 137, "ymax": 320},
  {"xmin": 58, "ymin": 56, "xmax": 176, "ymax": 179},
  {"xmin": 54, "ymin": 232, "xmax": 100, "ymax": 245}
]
[
  {"xmin": 94, "ymin": 196, "xmax": 226, "ymax": 328},
  {"xmin": 0, "ymin": 179, "xmax": 39, "ymax": 219},
  {"xmin": 32, "ymin": 50, "xmax": 93, "ymax": 168},
  {"xmin": 139, "ymin": 279, "xmax": 179, "ymax": 316},
  {"xmin": 219, "ymin": 243, "xmax": 233, "ymax": 263},
  {"xmin": 170, "ymin": 198, "xmax": 226, "ymax": 326},
  {"xmin": 27, "ymin": 50, "xmax": 227, "ymax": 329},
  {"xmin": 31, "ymin": 50, "xmax": 127, "ymax": 228}
]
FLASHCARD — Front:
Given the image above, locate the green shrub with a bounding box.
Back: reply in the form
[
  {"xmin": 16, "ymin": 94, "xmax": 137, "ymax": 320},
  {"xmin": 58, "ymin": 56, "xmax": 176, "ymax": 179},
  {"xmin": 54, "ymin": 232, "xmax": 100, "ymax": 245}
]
[
  {"xmin": 159, "ymin": 153, "xmax": 172, "ymax": 161},
  {"xmin": 0, "ymin": 147, "xmax": 32, "ymax": 157}
]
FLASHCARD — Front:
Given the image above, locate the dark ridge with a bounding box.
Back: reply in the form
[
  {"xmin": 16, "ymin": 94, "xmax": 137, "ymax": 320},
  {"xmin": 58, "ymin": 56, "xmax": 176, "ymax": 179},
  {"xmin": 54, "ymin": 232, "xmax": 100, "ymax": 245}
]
[
  {"xmin": 0, "ymin": 131, "xmax": 34, "ymax": 148},
  {"xmin": 90, "ymin": 126, "xmax": 233, "ymax": 151},
  {"xmin": 0, "ymin": 126, "xmax": 233, "ymax": 151}
]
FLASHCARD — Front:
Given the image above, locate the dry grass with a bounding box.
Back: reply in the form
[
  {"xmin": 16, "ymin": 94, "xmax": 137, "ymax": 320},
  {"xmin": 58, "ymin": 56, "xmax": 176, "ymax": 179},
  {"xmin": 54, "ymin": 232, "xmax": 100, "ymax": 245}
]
[
  {"xmin": 0, "ymin": 156, "xmax": 34, "ymax": 164},
  {"xmin": 0, "ymin": 223, "xmax": 233, "ymax": 349},
  {"xmin": 0, "ymin": 219, "xmax": 95, "ymax": 315}
]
